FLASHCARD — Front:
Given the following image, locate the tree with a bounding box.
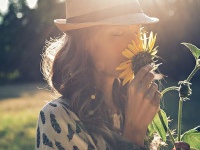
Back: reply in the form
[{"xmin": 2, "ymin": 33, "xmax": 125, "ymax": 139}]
[{"xmin": 0, "ymin": 0, "xmax": 64, "ymax": 83}]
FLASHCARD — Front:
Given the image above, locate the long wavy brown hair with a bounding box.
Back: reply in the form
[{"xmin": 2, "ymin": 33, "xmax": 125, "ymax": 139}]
[
  {"xmin": 41, "ymin": 27, "xmax": 164, "ymax": 149},
  {"xmin": 41, "ymin": 27, "xmax": 128, "ymax": 147}
]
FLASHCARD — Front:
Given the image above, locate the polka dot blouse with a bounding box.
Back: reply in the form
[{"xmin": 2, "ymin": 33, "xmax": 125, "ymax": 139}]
[{"xmin": 35, "ymin": 98, "xmax": 148, "ymax": 150}]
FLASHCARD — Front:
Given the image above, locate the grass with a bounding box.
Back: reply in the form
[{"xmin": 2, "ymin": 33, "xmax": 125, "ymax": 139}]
[{"xmin": 0, "ymin": 83, "xmax": 53, "ymax": 150}]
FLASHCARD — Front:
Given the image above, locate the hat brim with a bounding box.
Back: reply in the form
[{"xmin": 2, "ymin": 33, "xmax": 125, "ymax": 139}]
[{"xmin": 54, "ymin": 13, "xmax": 159, "ymax": 32}]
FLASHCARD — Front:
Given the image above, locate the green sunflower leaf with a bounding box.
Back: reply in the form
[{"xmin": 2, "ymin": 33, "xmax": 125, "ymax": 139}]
[
  {"xmin": 148, "ymin": 109, "xmax": 168, "ymax": 142},
  {"xmin": 181, "ymin": 43, "xmax": 200, "ymax": 60},
  {"xmin": 148, "ymin": 121, "xmax": 155, "ymax": 137},
  {"xmin": 181, "ymin": 126, "xmax": 200, "ymax": 150},
  {"xmin": 197, "ymin": 59, "xmax": 200, "ymax": 66}
]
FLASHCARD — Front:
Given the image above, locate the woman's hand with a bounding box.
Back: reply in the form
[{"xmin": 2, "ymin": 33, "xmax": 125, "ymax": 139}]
[{"xmin": 123, "ymin": 64, "xmax": 161, "ymax": 146}]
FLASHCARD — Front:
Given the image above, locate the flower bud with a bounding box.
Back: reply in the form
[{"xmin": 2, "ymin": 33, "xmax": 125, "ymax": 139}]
[
  {"xmin": 197, "ymin": 59, "xmax": 200, "ymax": 67},
  {"xmin": 178, "ymin": 81, "xmax": 192, "ymax": 100},
  {"xmin": 174, "ymin": 141, "xmax": 190, "ymax": 150}
]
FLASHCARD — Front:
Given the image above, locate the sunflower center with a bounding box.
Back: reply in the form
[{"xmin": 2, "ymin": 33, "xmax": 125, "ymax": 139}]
[{"xmin": 132, "ymin": 51, "xmax": 153, "ymax": 74}]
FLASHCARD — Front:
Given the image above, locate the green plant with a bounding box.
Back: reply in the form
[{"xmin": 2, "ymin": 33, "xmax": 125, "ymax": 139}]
[{"xmin": 148, "ymin": 43, "xmax": 200, "ymax": 150}]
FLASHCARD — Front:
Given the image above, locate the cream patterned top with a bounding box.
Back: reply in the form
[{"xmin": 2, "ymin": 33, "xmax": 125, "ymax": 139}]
[{"xmin": 35, "ymin": 98, "xmax": 148, "ymax": 150}]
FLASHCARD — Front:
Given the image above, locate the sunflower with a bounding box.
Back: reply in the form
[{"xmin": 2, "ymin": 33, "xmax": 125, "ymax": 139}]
[{"xmin": 116, "ymin": 31, "xmax": 159, "ymax": 86}]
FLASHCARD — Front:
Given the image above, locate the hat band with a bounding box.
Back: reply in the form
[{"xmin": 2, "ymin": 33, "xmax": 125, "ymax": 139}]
[{"xmin": 67, "ymin": 2, "xmax": 142, "ymax": 23}]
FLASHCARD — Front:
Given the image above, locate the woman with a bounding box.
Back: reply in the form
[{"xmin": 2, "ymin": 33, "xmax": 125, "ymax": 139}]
[{"xmin": 36, "ymin": 0, "xmax": 190, "ymax": 149}]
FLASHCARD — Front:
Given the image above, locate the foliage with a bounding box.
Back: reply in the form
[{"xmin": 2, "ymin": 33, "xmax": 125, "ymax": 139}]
[
  {"xmin": 1, "ymin": 0, "xmax": 200, "ymax": 83},
  {"xmin": 181, "ymin": 126, "xmax": 200, "ymax": 150},
  {"xmin": 148, "ymin": 109, "xmax": 168, "ymax": 142},
  {"xmin": 0, "ymin": 0, "xmax": 64, "ymax": 83},
  {"xmin": 182, "ymin": 43, "xmax": 200, "ymax": 60},
  {"xmin": 148, "ymin": 43, "xmax": 200, "ymax": 149}
]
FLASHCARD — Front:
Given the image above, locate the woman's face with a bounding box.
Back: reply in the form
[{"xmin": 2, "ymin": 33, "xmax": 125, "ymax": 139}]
[{"xmin": 86, "ymin": 25, "xmax": 140, "ymax": 77}]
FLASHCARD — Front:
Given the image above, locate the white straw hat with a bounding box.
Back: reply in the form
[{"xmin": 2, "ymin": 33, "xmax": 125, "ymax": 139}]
[{"xmin": 54, "ymin": 0, "xmax": 159, "ymax": 32}]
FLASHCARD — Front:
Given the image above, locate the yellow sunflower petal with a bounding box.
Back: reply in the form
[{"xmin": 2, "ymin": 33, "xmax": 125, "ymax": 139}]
[
  {"xmin": 143, "ymin": 32, "xmax": 147, "ymax": 50},
  {"xmin": 116, "ymin": 31, "xmax": 159, "ymax": 86},
  {"xmin": 116, "ymin": 60, "xmax": 131, "ymax": 70},
  {"xmin": 128, "ymin": 73, "xmax": 134, "ymax": 84},
  {"xmin": 122, "ymin": 72, "xmax": 134, "ymax": 86},
  {"xmin": 119, "ymin": 68, "xmax": 132, "ymax": 78},
  {"xmin": 151, "ymin": 50, "xmax": 158, "ymax": 56},
  {"xmin": 127, "ymin": 44, "xmax": 135, "ymax": 52},
  {"xmin": 149, "ymin": 34, "xmax": 157, "ymax": 51},
  {"xmin": 131, "ymin": 41, "xmax": 141, "ymax": 53},
  {"xmin": 119, "ymin": 68, "xmax": 132, "ymax": 79},
  {"xmin": 148, "ymin": 31, "xmax": 153, "ymax": 50},
  {"xmin": 138, "ymin": 44, "xmax": 143, "ymax": 51},
  {"xmin": 122, "ymin": 49, "xmax": 134, "ymax": 59}
]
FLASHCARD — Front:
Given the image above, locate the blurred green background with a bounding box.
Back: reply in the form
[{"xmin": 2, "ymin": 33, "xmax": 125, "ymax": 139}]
[{"xmin": 0, "ymin": 0, "xmax": 200, "ymax": 149}]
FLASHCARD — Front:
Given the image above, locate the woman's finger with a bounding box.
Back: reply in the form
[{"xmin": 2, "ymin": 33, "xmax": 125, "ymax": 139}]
[
  {"xmin": 132, "ymin": 64, "xmax": 153, "ymax": 85},
  {"xmin": 144, "ymin": 82, "xmax": 158, "ymax": 100},
  {"xmin": 152, "ymin": 91, "xmax": 161, "ymax": 107},
  {"xmin": 139, "ymin": 71, "xmax": 155, "ymax": 92}
]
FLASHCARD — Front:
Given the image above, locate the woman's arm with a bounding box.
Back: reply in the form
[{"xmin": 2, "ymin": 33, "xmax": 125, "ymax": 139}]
[{"xmin": 123, "ymin": 64, "xmax": 161, "ymax": 146}]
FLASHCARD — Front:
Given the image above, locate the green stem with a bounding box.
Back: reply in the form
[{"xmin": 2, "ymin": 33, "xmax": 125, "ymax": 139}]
[
  {"xmin": 159, "ymin": 86, "xmax": 178, "ymax": 146},
  {"xmin": 160, "ymin": 64, "xmax": 200, "ymax": 145},
  {"xmin": 168, "ymin": 128, "xmax": 175, "ymax": 146},
  {"xmin": 177, "ymin": 64, "xmax": 199, "ymax": 142},
  {"xmin": 161, "ymin": 86, "xmax": 179, "ymax": 97},
  {"xmin": 186, "ymin": 64, "xmax": 200, "ymax": 82},
  {"xmin": 159, "ymin": 62, "xmax": 200, "ymax": 146},
  {"xmin": 177, "ymin": 98, "xmax": 183, "ymax": 141}
]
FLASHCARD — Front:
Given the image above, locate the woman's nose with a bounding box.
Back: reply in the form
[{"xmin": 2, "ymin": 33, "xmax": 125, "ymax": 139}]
[
  {"xmin": 127, "ymin": 27, "xmax": 140, "ymax": 40},
  {"xmin": 126, "ymin": 31, "xmax": 139, "ymax": 42}
]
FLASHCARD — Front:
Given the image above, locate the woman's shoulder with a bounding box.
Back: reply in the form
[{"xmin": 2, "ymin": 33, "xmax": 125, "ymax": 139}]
[
  {"xmin": 36, "ymin": 98, "xmax": 97, "ymax": 149},
  {"xmin": 39, "ymin": 97, "xmax": 80, "ymax": 123},
  {"xmin": 37, "ymin": 97, "xmax": 89, "ymax": 136}
]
